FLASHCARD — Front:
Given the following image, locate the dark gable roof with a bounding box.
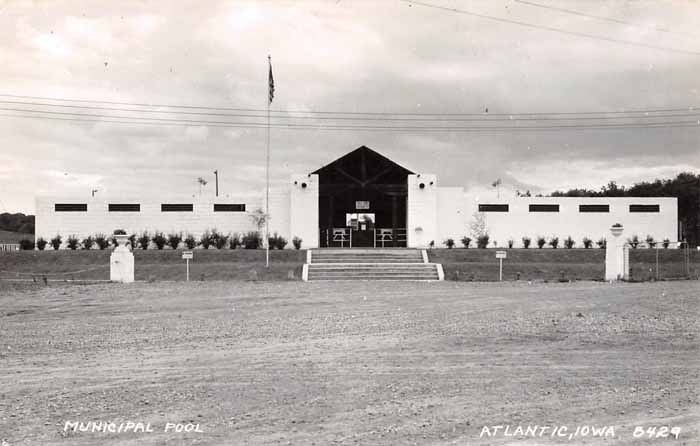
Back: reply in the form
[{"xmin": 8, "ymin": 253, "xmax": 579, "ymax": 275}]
[{"xmin": 311, "ymin": 146, "xmax": 414, "ymax": 185}]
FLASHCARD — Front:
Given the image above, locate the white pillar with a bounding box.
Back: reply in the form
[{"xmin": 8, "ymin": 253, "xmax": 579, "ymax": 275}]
[
  {"xmin": 110, "ymin": 235, "xmax": 134, "ymax": 283},
  {"xmin": 605, "ymin": 226, "xmax": 629, "ymax": 281}
]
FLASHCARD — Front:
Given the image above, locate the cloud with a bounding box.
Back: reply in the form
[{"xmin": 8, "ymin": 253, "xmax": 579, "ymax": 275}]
[{"xmin": 0, "ymin": 0, "xmax": 698, "ymax": 213}]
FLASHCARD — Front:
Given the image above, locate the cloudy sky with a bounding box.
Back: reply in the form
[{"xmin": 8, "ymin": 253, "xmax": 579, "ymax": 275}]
[{"xmin": 1, "ymin": 0, "xmax": 699, "ymax": 213}]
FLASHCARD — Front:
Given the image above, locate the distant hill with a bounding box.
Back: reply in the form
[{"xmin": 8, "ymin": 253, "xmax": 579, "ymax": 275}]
[
  {"xmin": 0, "ymin": 229, "xmax": 30, "ymax": 244},
  {"xmin": 0, "ymin": 213, "xmax": 34, "ymax": 234}
]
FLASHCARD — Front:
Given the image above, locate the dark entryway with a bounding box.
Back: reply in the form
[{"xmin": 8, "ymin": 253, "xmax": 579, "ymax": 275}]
[{"xmin": 313, "ymin": 146, "xmax": 412, "ymax": 248}]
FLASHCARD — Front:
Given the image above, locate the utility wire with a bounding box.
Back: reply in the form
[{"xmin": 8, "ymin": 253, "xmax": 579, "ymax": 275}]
[
  {"xmin": 400, "ymin": 0, "xmax": 700, "ymax": 56},
  {"xmin": 0, "ymin": 93, "xmax": 697, "ymax": 117},
  {"xmin": 2, "ymin": 112, "xmax": 698, "ymax": 132},
  {"xmin": 513, "ymin": 0, "xmax": 700, "ymax": 38},
  {"xmin": 2, "ymin": 100, "xmax": 699, "ymax": 122},
  {"xmin": 3, "ymin": 106, "xmax": 699, "ymax": 128}
]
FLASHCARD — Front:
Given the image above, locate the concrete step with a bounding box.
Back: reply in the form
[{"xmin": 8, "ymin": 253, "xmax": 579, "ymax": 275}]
[
  {"xmin": 306, "ymin": 262, "xmax": 441, "ymax": 281},
  {"xmin": 305, "ymin": 249, "xmax": 441, "ymax": 281},
  {"xmin": 311, "ymin": 249, "xmax": 424, "ymax": 264}
]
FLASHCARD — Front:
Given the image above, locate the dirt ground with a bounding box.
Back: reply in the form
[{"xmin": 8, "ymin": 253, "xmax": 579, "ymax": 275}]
[{"xmin": 1, "ymin": 280, "xmax": 699, "ymax": 445}]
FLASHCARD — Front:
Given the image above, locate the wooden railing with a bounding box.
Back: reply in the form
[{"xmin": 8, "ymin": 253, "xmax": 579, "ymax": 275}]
[{"xmin": 0, "ymin": 244, "xmax": 20, "ymax": 252}]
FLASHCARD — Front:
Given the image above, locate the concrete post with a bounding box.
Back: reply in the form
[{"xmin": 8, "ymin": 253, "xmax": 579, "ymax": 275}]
[
  {"xmin": 605, "ymin": 225, "xmax": 629, "ymax": 281},
  {"xmin": 110, "ymin": 235, "xmax": 134, "ymax": 283}
]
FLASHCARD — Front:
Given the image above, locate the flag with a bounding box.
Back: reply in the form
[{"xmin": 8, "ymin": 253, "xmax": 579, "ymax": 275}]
[{"xmin": 268, "ymin": 56, "xmax": 274, "ymax": 105}]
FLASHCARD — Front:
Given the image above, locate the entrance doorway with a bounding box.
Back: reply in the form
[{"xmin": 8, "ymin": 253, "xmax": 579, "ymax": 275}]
[
  {"xmin": 347, "ymin": 213, "xmax": 375, "ymax": 247},
  {"xmin": 314, "ymin": 146, "xmax": 413, "ymax": 248}
]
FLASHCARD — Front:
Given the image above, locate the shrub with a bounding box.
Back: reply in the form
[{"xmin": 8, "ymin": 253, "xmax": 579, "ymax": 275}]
[
  {"xmin": 113, "ymin": 229, "xmax": 127, "ymax": 235},
  {"xmin": 460, "ymin": 236, "xmax": 471, "ymax": 248},
  {"xmin": 476, "ymin": 234, "xmax": 490, "ymax": 249},
  {"xmin": 94, "ymin": 234, "xmax": 110, "ymax": 250},
  {"xmin": 548, "ymin": 237, "xmax": 559, "ymax": 249},
  {"xmin": 662, "ymin": 238, "xmax": 670, "ymax": 249},
  {"xmin": 428, "ymin": 240, "xmax": 435, "ymax": 249},
  {"xmin": 137, "ymin": 232, "xmax": 150, "ymax": 250},
  {"xmin": 81, "ymin": 236, "xmax": 94, "ymax": 250},
  {"xmin": 596, "ymin": 238, "xmax": 607, "ymax": 249},
  {"xmin": 167, "ymin": 232, "xmax": 182, "ymax": 250},
  {"xmin": 564, "ymin": 236, "xmax": 575, "ymax": 249},
  {"xmin": 628, "ymin": 235, "xmax": 640, "ymax": 249},
  {"xmin": 36, "ymin": 237, "xmax": 48, "ymax": 251},
  {"xmin": 184, "ymin": 234, "xmax": 197, "ymax": 249},
  {"xmin": 152, "ymin": 231, "xmax": 167, "ymax": 250},
  {"xmin": 269, "ymin": 232, "xmax": 287, "ymax": 249},
  {"xmin": 200, "ymin": 230, "xmax": 213, "ymax": 249},
  {"xmin": 645, "ymin": 235, "xmax": 656, "ymax": 248},
  {"xmin": 582, "ymin": 237, "xmax": 593, "ymax": 249},
  {"xmin": 522, "ymin": 236, "xmax": 531, "ymax": 249},
  {"xmin": 128, "ymin": 234, "xmax": 137, "ymax": 249},
  {"xmin": 67, "ymin": 235, "xmax": 80, "ymax": 250},
  {"xmin": 212, "ymin": 229, "xmax": 229, "ymax": 249},
  {"xmin": 536, "ymin": 236, "xmax": 546, "ymax": 249},
  {"xmin": 19, "ymin": 238, "xmax": 34, "ymax": 250},
  {"xmin": 444, "ymin": 238, "xmax": 455, "ymax": 249},
  {"xmin": 242, "ymin": 231, "xmax": 261, "ymax": 249},
  {"xmin": 50, "ymin": 235, "xmax": 62, "ymax": 250},
  {"xmin": 292, "ymin": 236, "xmax": 302, "ymax": 250},
  {"xmin": 507, "ymin": 239, "xmax": 514, "ymax": 249},
  {"xmin": 229, "ymin": 233, "xmax": 241, "ymax": 249}
]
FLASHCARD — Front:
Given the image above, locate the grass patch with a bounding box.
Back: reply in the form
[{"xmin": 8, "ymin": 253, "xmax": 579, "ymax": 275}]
[
  {"xmin": 429, "ymin": 248, "xmax": 699, "ymax": 281},
  {"xmin": 0, "ymin": 249, "xmax": 306, "ymax": 281}
]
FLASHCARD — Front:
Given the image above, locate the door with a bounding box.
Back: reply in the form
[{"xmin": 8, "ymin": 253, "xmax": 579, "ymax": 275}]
[{"xmin": 347, "ymin": 213, "xmax": 375, "ymax": 247}]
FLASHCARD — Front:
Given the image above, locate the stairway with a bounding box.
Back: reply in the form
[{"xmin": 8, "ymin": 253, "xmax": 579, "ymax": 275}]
[{"xmin": 304, "ymin": 249, "xmax": 443, "ymax": 281}]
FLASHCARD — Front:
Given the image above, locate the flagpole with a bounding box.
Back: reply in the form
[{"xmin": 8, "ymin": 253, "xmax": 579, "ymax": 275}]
[{"xmin": 265, "ymin": 55, "xmax": 271, "ymax": 268}]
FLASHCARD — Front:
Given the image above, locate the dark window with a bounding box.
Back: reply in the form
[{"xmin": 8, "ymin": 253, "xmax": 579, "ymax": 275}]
[
  {"xmin": 55, "ymin": 203, "xmax": 87, "ymax": 212},
  {"xmin": 630, "ymin": 204, "xmax": 660, "ymax": 213},
  {"xmin": 161, "ymin": 204, "xmax": 193, "ymax": 212},
  {"xmin": 529, "ymin": 204, "xmax": 559, "ymax": 212},
  {"xmin": 109, "ymin": 203, "xmax": 140, "ymax": 212},
  {"xmin": 478, "ymin": 204, "xmax": 509, "ymax": 212},
  {"xmin": 579, "ymin": 204, "xmax": 609, "ymax": 213},
  {"xmin": 214, "ymin": 204, "xmax": 246, "ymax": 212}
]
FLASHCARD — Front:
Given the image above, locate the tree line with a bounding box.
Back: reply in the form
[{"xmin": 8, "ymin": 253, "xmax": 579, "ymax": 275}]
[{"xmin": 0, "ymin": 212, "xmax": 35, "ymax": 234}]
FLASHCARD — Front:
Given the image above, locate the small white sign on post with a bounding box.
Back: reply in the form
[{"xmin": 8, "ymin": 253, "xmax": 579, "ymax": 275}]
[
  {"xmin": 496, "ymin": 250, "xmax": 507, "ymax": 281},
  {"xmin": 182, "ymin": 251, "xmax": 193, "ymax": 281}
]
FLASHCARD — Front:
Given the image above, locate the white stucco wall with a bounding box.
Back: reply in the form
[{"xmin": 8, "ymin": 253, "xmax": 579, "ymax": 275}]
[
  {"xmin": 35, "ymin": 193, "xmax": 262, "ymax": 248},
  {"xmin": 439, "ymin": 194, "xmax": 678, "ymax": 248},
  {"xmin": 289, "ymin": 174, "xmax": 319, "ymax": 249},
  {"xmin": 436, "ymin": 187, "xmax": 467, "ymax": 246},
  {"xmin": 407, "ymin": 174, "xmax": 437, "ymax": 248},
  {"xmin": 265, "ymin": 189, "xmax": 291, "ymax": 242}
]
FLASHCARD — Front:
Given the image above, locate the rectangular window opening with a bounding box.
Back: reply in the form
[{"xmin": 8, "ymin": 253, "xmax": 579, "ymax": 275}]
[
  {"xmin": 529, "ymin": 204, "xmax": 559, "ymax": 212},
  {"xmin": 579, "ymin": 204, "xmax": 609, "ymax": 213},
  {"xmin": 478, "ymin": 204, "xmax": 509, "ymax": 212},
  {"xmin": 109, "ymin": 203, "xmax": 140, "ymax": 212},
  {"xmin": 213, "ymin": 204, "xmax": 246, "ymax": 212},
  {"xmin": 55, "ymin": 203, "xmax": 87, "ymax": 212},
  {"xmin": 161, "ymin": 204, "xmax": 193, "ymax": 212},
  {"xmin": 629, "ymin": 204, "xmax": 660, "ymax": 213}
]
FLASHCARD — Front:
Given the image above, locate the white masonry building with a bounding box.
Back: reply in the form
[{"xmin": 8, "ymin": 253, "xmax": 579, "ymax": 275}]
[{"xmin": 36, "ymin": 146, "xmax": 678, "ymax": 249}]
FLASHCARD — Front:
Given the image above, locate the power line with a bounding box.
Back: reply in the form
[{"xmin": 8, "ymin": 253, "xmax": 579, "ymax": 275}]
[
  {"xmin": 513, "ymin": 0, "xmax": 700, "ymax": 38},
  {"xmin": 2, "ymin": 100, "xmax": 700, "ymax": 123},
  {"xmin": 0, "ymin": 93, "xmax": 698, "ymax": 117},
  {"xmin": 400, "ymin": 0, "xmax": 700, "ymax": 56},
  {"xmin": 2, "ymin": 112, "xmax": 698, "ymax": 133},
  {"xmin": 3, "ymin": 106, "xmax": 699, "ymax": 128}
]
